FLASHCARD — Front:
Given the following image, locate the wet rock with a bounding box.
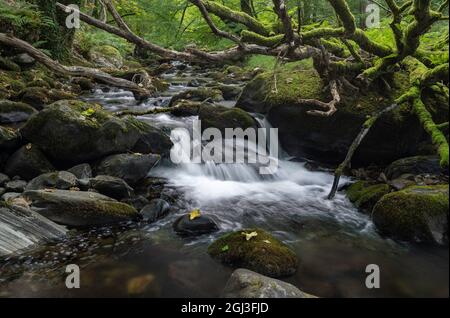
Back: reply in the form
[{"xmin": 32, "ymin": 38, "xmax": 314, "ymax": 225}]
[
  {"xmin": 389, "ymin": 177, "xmax": 416, "ymax": 191},
  {"xmin": 20, "ymin": 100, "xmax": 148, "ymax": 164},
  {"xmin": 346, "ymin": 181, "xmax": 391, "ymax": 213},
  {"xmin": 222, "ymin": 269, "xmax": 316, "ymax": 298},
  {"xmin": 0, "ymin": 173, "xmax": 10, "ymax": 186},
  {"xmin": 0, "ymin": 126, "xmax": 21, "ymax": 150},
  {"xmin": 0, "ymin": 187, "xmax": 5, "ymax": 196},
  {"xmin": 373, "ymin": 185, "xmax": 449, "ymax": 245},
  {"xmin": 88, "ymin": 45, "xmax": 123, "ymax": 69},
  {"xmin": 173, "ymin": 214, "xmax": 219, "ymax": 236},
  {"xmin": 96, "ymin": 153, "xmax": 160, "ymax": 185},
  {"xmin": 198, "ymin": 104, "xmax": 257, "ymax": 135},
  {"xmin": 121, "ymin": 195, "xmax": 149, "ymax": 211},
  {"xmin": 25, "ymin": 171, "xmax": 78, "ymax": 191},
  {"xmin": 385, "ymin": 156, "xmax": 444, "ymax": 180},
  {"xmin": 208, "ymin": 229, "xmax": 298, "ymax": 278},
  {"xmin": 24, "ymin": 190, "xmax": 140, "ymax": 227},
  {"xmin": 1, "ymin": 192, "xmax": 21, "ymax": 202},
  {"xmin": 140, "ymin": 199, "xmax": 171, "ymax": 223},
  {"xmin": 4, "ymin": 144, "xmax": 55, "ymax": 180},
  {"xmin": 90, "ymin": 175, "xmax": 134, "ymax": 200},
  {"xmin": 71, "ymin": 77, "xmax": 95, "ymax": 91},
  {"xmin": 127, "ymin": 117, "xmax": 173, "ymax": 156},
  {"xmin": 67, "ymin": 163, "xmax": 93, "ymax": 180},
  {"xmin": 214, "ymin": 84, "xmax": 243, "ymax": 101},
  {"xmin": 169, "ymin": 88, "xmax": 224, "ymax": 106},
  {"xmin": 5, "ymin": 180, "xmax": 27, "ymax": 193},
  {"xmin": 0, "ymin": 100, "xmax": 37, "ymax": 124}
]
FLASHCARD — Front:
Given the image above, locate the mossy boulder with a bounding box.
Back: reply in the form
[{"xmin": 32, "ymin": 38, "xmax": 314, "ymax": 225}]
[
  {"xmin": 347, "ymin": 181, "xmax": 392, "ymax": 213},
  {"xmin": 24, "ymin": 189, "xmax": 140, "ymax": 227},
  {"xmin": 238, "ymin": 67, "xmax": 437, "ymax": 166},
  {"xmin": 384, "ymin": 156, "xmax": 444, "ymax": 180},
  {"xmin": 199, "ymin": 104, "xmax": 257, "ymax": 134},
  {"xmin": 126, "ymin": 117, "xmax": 173, "ymax": 156},
  {"xmin": 0, "ymin": 57, "xmax": 21, "ymax": 72},
  {"xmin": 0, "ymin": 100, "xmax": 37, "ymax": 124},
  {"xmin": 88, "ymin": 45, "xmax": 123, "ymax": 69},
  {"xmin": 4, "ymin": 144, "xmax": 55, "ymax": 180},
  {"xmin": 0, "ymin": 126, "xmax": 22, "ymax": 150},
  {"xmin": 20, "ymin": 100, "xmax": 159, "ymax": 165},
  {"xmin": 169, "ymin": 88, "xmax": 224, "ymax": 106},
  {"xmin": 373, "ymin": 185, "xmax": 449, "ymax": 245},
  {"xmin": 208, "ymin": 229, "xmax": 298, "ymax": 278}
]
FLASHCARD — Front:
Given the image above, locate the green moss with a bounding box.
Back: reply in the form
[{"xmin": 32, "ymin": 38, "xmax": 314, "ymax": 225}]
[
  {"xmin": 208, "ymin": 228, "xmax": 298, "ymax": 278},
  {"xmin": 0, "ymin": 57, "xmax": 21, "ymax": 72},
  {"xmin": 373, "ymin": 185, "xmax": 449, "ymax": 244},
  {"xmin": 199, "ymin": 104, "xmax": 255, "ymax": 133},
  {"xmin": 347, "ymin": 181, "xmax": 391, "ymax": 213}
]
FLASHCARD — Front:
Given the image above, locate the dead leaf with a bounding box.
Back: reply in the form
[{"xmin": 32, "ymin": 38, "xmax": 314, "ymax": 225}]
[
  {"xmin": 263, "ymin": 240, "xmax": 271, "ymax": 244},
  {"xmin": 189, "ymin": 209, "xmax": 201, "ymax": 221},
  {"xmin": 221, "ymin": 245, "xmax": 229, "ymax": 252},
  {"xmin": 242, "ymin": 231, "xmax": 258, "ymax": 241},
  {"xmin": 25, "ymin": 143, "xmax": 32, "ymax": 150}
]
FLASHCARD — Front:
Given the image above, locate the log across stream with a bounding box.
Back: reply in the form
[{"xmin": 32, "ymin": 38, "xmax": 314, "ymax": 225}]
[{"xmin": 0, "ymin": 63, "xmax": 448, "ymax": 298}]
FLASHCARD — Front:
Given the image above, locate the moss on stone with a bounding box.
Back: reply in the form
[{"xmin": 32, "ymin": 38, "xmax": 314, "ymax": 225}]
[
  {"xmin": 199, "ymin": 104, "xmax": 256, "ymax": 133},
  {"xmin": 347, "ymin": 181, "xmax": 391, "ymax": 213},
  {"xmin": 208, "ymin": 228, "xmax": 298, "ymax": 278},
  {"xmin": 373, "ymin": 185, "xmax": 449, "ymax": 244},
  {"xmin": 0, "ymin": 57, "xmax": 21, "ymax": 72}
]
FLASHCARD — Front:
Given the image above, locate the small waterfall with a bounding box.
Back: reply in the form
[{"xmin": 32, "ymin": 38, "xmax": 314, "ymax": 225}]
[{"xmin": 0, "ymin": 205, "xmax": 67, "ymax": 257}]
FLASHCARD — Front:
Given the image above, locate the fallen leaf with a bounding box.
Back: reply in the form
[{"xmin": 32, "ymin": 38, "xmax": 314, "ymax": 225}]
[
  {"xmin": 263, "ymin": 240, "xmax": 271, "ymax": 244},
  {"xmin": 25, "ymin": 143, "xmax": 32, "ymax": 150},
  {"xmin": 81, "ymin": 108, "xmax": 96, "ymax": 117},
  {"xmin": 189, "ymin": 209, "xmax": 201, "ymax": 221},
  {"xmin": 221, "ymin": 245, "xmax": 229, "ymax": 252},
  {"xmin": 242, "ymin": 231, "xmax": 258, "ymax": 241}
]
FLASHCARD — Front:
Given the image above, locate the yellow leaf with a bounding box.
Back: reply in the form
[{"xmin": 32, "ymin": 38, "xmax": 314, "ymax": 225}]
[
  {"xmin": 242, "ymin": 231, "xmax": 258, "ymax": 241},
  {"xmin": 189, "ymin": 209, "xmax": 201, "ymax": 221},
  {"xmin": 81, "ymin": 108, "xmax": 96, "ymax": 117},
  {"xmin": 263, "ymin": 240, "xmax": 271, "ymax": 244}
]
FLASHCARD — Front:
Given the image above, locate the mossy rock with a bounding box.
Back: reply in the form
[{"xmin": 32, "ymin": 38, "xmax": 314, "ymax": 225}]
[
  {"xmin": 241, "ymin": 66, "xmax": 441, "ymax": 166},
  {"xmin": 4, "ymin": 144, "xmax": 55, "ymax": 180},
  {"xmin": 208, "ymin": 229, "xmax": 298, "ymax": 278},
  {"xmin": 384, "ymin": 156, "xmax": 443, "ymax": 180},
  {"xmin": 23, "ymin": 190, "xmax": 140, "ymax": 227},
  {"xmin": 0, "ymin": 126, "xmax": 21, "ymax": 150},
  {"xmin": 169, "ymin": 88, "xmax": 224, "ymax": 106},
  {"xmin": 88, "ymin": 45, "xmax": 123, "ymax": 69},
  {"xmin": 0, "ymin": 100, "xmax": 37, "ymax": 124},
  {"xmin": 373, "ymin": 185, "xmax": 449, "ymax": 245},
  {"xmin": 0, "ymin": 57, "xmax": 21, "ymax": 72},
  {"xmin": 15, "ymin": 87, "xmax": 49, "ymax": 109},
  {"xmin": 0, "ymin": 70, "xmax": 27, "ymax": 97},
  {"xmin": 198, "ymin": 104, "xmax": 257, "ymax": 134},
  {"xmin": 347, "ymin": 181, "xmax": 392, "ymax": 213}
]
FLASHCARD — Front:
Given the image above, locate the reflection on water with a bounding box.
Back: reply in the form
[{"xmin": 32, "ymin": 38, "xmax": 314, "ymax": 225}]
[{"xmin": 0, "ymin": 64, "xmax": 448, "ymax": 298}]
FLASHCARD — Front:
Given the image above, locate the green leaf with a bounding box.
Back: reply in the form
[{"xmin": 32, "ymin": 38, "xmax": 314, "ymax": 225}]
[
  {"xmin": 81, "ymin": 108, "xmax": 96, "ymax": 117},
  {"xmin": 221, "ymin": 245, "xmax": 229, "ymax": 252}
]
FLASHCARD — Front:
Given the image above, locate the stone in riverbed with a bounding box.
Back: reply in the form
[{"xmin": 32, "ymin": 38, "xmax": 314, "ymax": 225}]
[
  {"xmin": 222, "ymin": 269, "xmax": 316, "ymax": 298},
  {"xmin": 0, "ymin": 173, "xmax": 10, "ymax": 186},
  {"xmin": 121, "ymin": 195, "xmax": 150, "ymax": 211},
  {"xmin": 90, "ymin": 175, "xmax": 134, "ymax": 200},
  {"xmin": 169, "ymin": 88, "xmax": 224, "ymax": 106},
  {"xmin": 5, "ymin": 180, "xmax": 27, "ymax": 193},
  {"xmin": 96, "ymin": 153, "xmax": 160, "ymax": 185},
  {"xmin": 173, "ymin": 213, "xmax": 219, "ymax": 236},
  {"xmin": 0, "ymin": 100, "xmax": 37, "ymax": 124},
  {"xmin": 140, "ymin": 199, "xmax": 171, "ymax": 223},
  {"xmin": 25, "ymin": 171, "xmax": 78, "ymax": 191},
  {"xmin": 346, "ymin": 181, "xmax": 391, "ymax": 214},
  {"xmin": 373, "ymin": 185, "xmax": 449, "ymax": 245},
  {"xmin": 23, "ymin": 190, "xmax": 140, "ymax": 227},
  {"xmin": 1, "ymin": 192, "xmax": 21, "ymax": 202},
  {"xmin": 198, "ymin": 104, "xmax": 257, "ymax": 135},
  {"xmin": 67, "ymin": 163, "xmax": 93, "ymax": 180},
  {"xmin": 384, "ymin": 156, "xmax": 444, "ymax": 180},
  {"xmin": 208, "ymin": 229, "xmax": 298, "ymax": 278},
  {"xmin": 0, "ymin": 126, "xmax": 22, "ymax": 150},
  {"xmin": 4, "ymin": 144, "xmax": 55, "ymax": 180}
]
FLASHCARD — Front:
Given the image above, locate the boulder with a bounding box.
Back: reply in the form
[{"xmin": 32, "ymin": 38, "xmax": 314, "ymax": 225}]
[
  {"xmin": 0, "ymin": 100, "xmax": 37, "ymax": 124},
  {"xmin": 213, "ymin": 84, "xmax": 243, "ymax": 101},
  {"xmin": 96, "ymin": 153, "xmax": 160, "ymax": 185},
  {"xmin": 5, "ymin": 180, "xmax": 27, "ymax": 193},
  {"xmin": 169, "ymin": 88, "xmax": 224, "ymax": 106},
  {"xmin": 23, "ymin": 190, "xmax": 140, "ymax": 227},
  {"xmin": 373, "ymin": 185, "xmax": 449, "ymax": 245},
  {"xmin": 1, "ymin": 192, "xmax": 21, "ymax": 202},
  {"xmin": 0, "ymin": 56, "xmax": 21, "ymax": 72},
  {"xmin": 140, "ymin": 199, "xmax": 171, "ymax": 223},
  {"xmin": 20, "ymin": 100, "xmax": 151, "ymax": 164},
  {"xmin": 90, "ymin": 175, "xmax": 134, "ymax": 200},
  {"xmin": 208, "ymin": 229, "xmax": 298, "ymax": 278},
  {"xmin": 127, "ymin": 117, "xmax": 173, "ymax": 156},
  {"xmin": 25, "ymin": 171, "xmax": 78, "ymax": 191},
  {"xmin": 222, "ymin": 269, "xmax": 316, "ymax": 298},
  {"xmin": 121, "ymin": 195, "xmax": 150, "ymax": 211},
  {"xmin": 198, "ymin": 104, "xmax": 256, "ymax": 135},
  {"xmin": 67, "ymin": 163, "xmax": 93, "ymax": 180},
  {"xmin": 238, "ymin": 69, "xmax": 437, "ymax": 166},
  {"xmin": 173, "ymin": 214, "xmax": 219, "ymax": 236},
  {"xmin": 346, "ymin": 181, "xmax": 391, "ymax": 213},
  {"xmin": 0, "ymin": 126, "xmax": 21, "ymax": 150},
  {"xmin": 0, "ymin": 172, "xmax": 10, "ymax": 186},
  {"xmin": 14, "ymin": 87, "xmax": 75, "ymax": 110},
  {"xmin": 4, "ymin": 144, "xmax": 55, "ymax": 180},
  {"xmin": 384, "ymin": 156, "xmax": 444, "ymax": 180},
  {"xmin": 88, "ymin": 45, "xmax": 123, "ymax": 69}
]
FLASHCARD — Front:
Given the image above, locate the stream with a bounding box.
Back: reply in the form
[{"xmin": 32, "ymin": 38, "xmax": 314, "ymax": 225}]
[{"xmin": 0, "ymin": 63, "xmax": 448, "ymax": 298}]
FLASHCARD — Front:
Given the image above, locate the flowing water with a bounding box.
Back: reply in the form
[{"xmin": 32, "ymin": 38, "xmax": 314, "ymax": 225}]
[{"xmin": 0, "ymin": 64, "xmax": 448, "ymax": 298}]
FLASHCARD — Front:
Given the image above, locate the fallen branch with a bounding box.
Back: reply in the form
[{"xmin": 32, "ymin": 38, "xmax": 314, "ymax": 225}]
[
  {"xmin": 0, "ymin": 33, "xmax": 152, "ymax": 99},
  {"xmin": 328, "ymin": 103, "xmax": 401, "ymax": 199}
]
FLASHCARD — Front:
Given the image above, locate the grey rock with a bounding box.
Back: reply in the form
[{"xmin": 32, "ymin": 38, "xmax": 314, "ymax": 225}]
[
  {"xmin": 1, "ymin": 192, "xmax": 21, "ymax": 202},
  {"xmin": 0, "ymin": 126, "xmax": 22, "ymax": 150},
  {"xmin": 385, "ymin": 156, "xmax": 443, "ymax": 180},
  {"xmin": 0, "ymin": 173, "xmax": 10, "ymax": 186},
  {"xmin": 67, "ymin": 163, "xmax": 92, "ymax": 179},
  {"xmin": 25, "ymin": 171, "xmax": 78, "ymax": 191},
  {"xmin": 222, "ymin": 269, "xmax": 316, "ymax": 298},
  {"xmin": 90, "ymin": 175, "xmax": 134, "ymax": 200},
  {"xmin": 141, "ymin": 199, "xmax": 171, "ymax": 223},
  {"xmin": 4, "ymin": 144, "xmax": 54, "ymax": 180},
  {"xmin": 0, "ymin": 100, "xmax": 37, "ymax": 124},
  {"xmin": 173, "ymin": 214, "xmax": 219, "ymax": 236},
  {"xmin": 121, "ymin": 195, "xmax": 149, "ymax": 211},
  {"xmin": 5, "ymin": 180, "xmax": 27, "ymax": 192}
]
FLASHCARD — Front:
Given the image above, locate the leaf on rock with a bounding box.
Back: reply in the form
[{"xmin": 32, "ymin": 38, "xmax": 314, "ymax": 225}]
[
  {"xmin": 221, "ymin": 245, "xmax": 229, "ymax": 252},
  {"xmin": 263, "ymin": 240, "xmax": 271, "ymax": 244},
  {"xmin": 81, "ymin": 108, "xmax": 96, "ymax": 117},
  {"xmin": 242, "ymin": 231, "xmax": 258, "ymax": 241},
  {"xmin": 189, "ymin": 209, "xmax": 201, "ymax": 221}
]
